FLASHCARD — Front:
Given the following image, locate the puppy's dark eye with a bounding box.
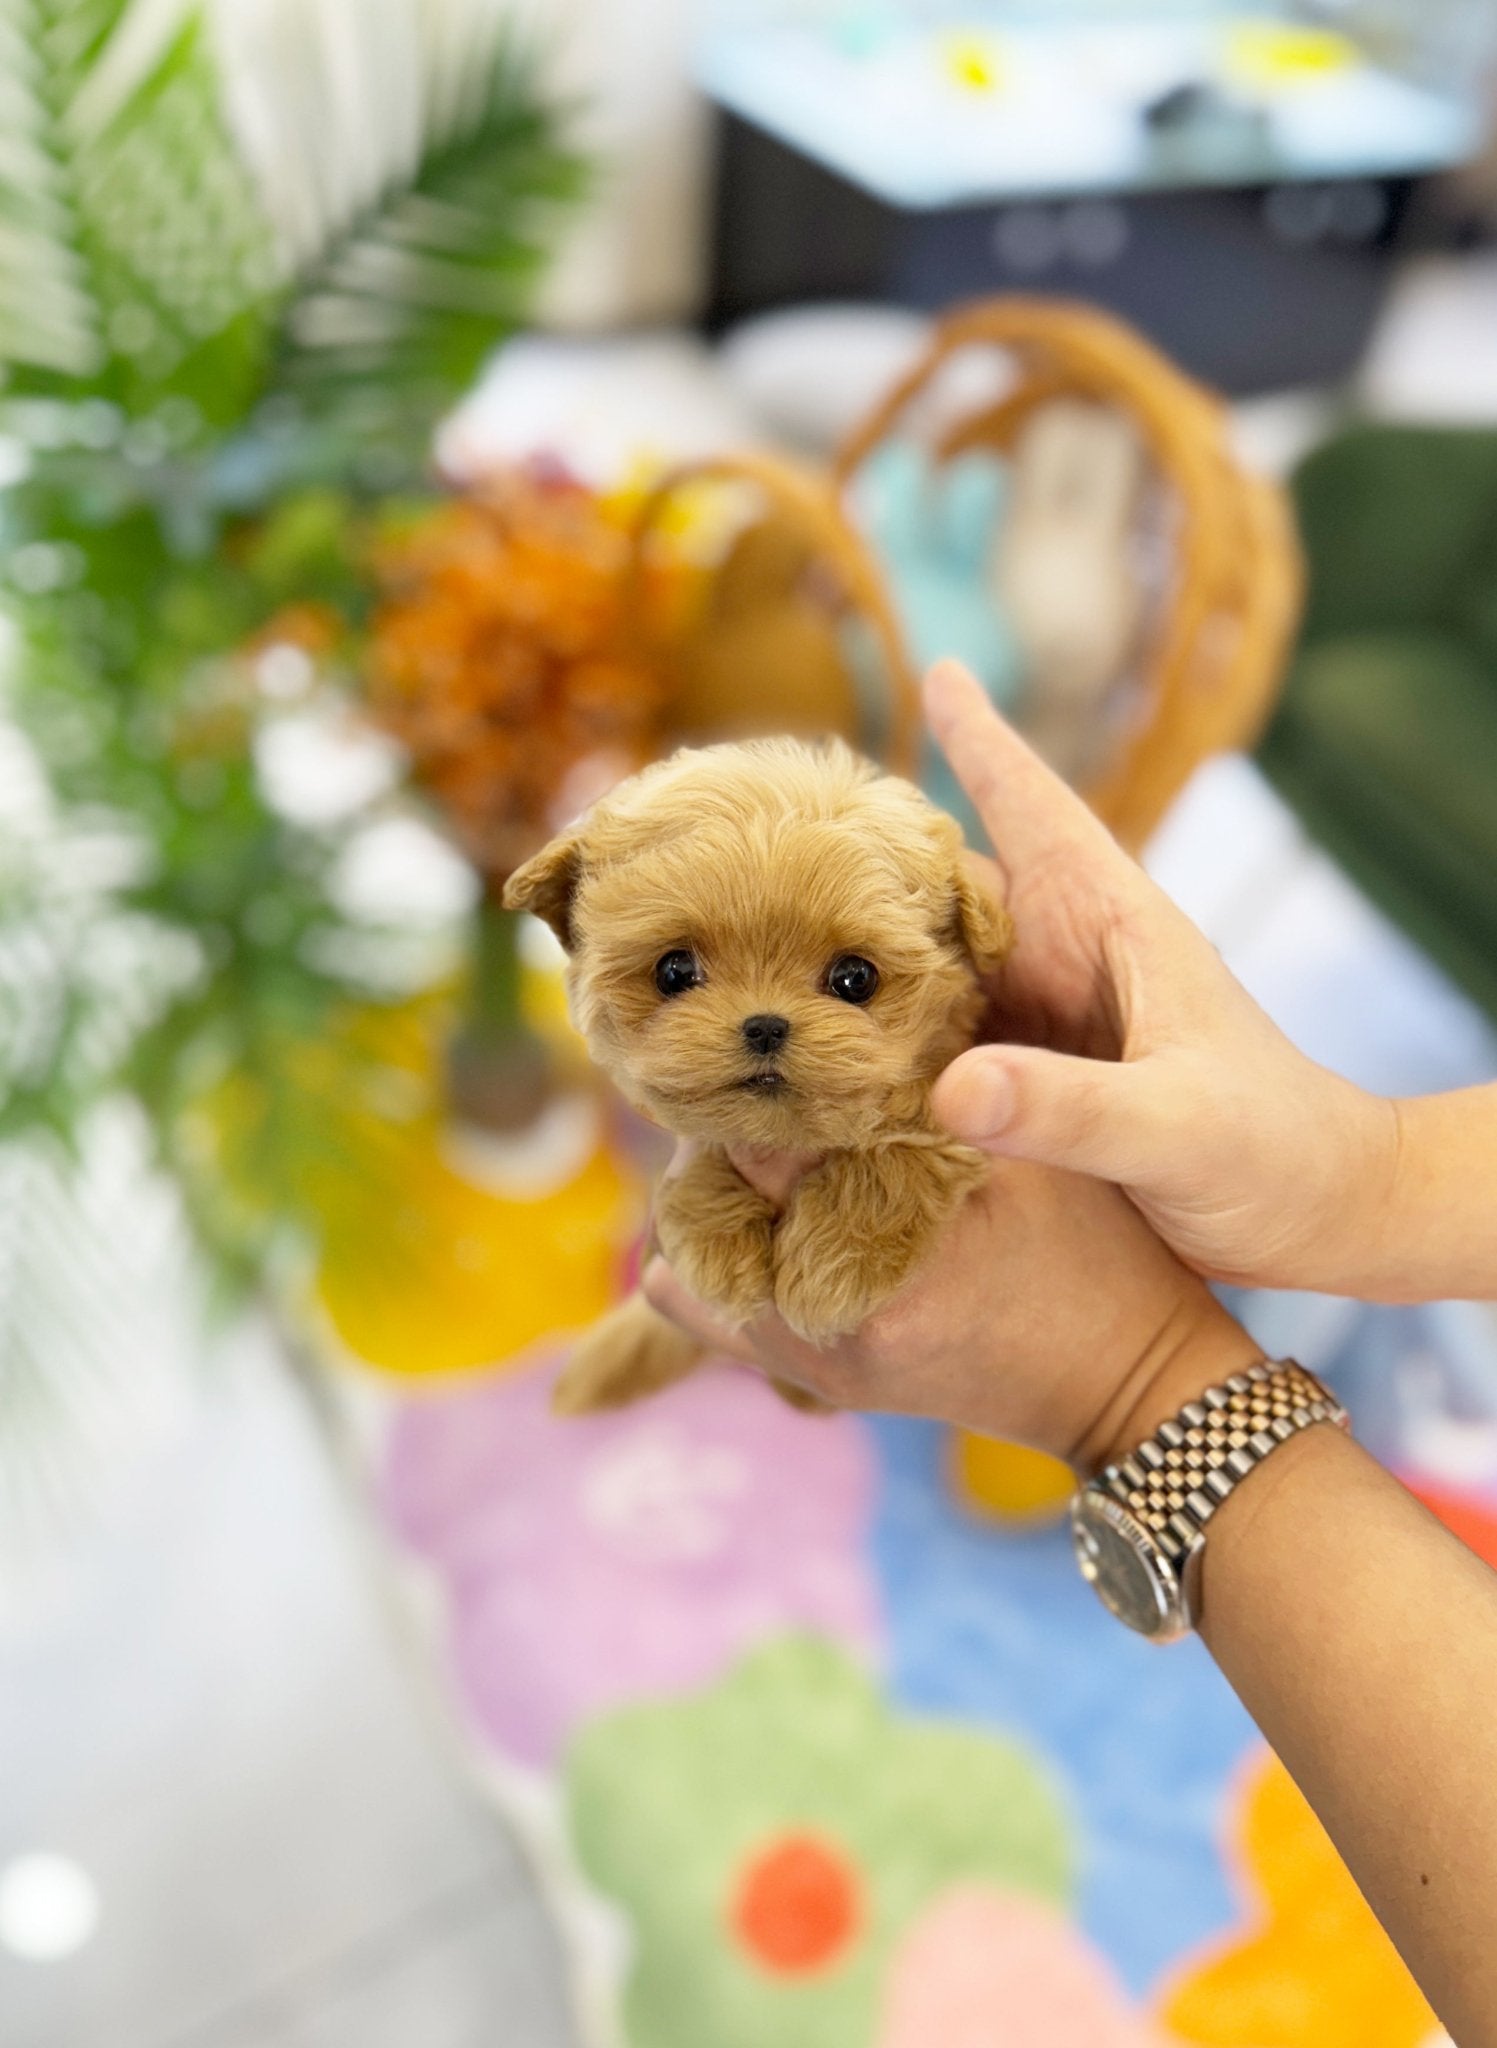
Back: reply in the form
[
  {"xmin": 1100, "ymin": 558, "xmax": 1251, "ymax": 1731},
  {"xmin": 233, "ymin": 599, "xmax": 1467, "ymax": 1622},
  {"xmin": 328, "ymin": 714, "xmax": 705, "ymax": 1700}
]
[
  {"xmin": 827, "ymin": 954, "xmax": 879, "ymax": 1005},
  {"xmin": 654, "ymin": 949, "xmax": 702, "ymax": 998}
]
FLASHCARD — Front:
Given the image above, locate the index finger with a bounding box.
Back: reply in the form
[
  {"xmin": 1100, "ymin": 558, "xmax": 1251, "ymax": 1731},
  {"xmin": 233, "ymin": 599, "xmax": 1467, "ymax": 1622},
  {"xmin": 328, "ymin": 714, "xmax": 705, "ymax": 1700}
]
[{"xmin": 923, "ymin": 660, "xmax": 1130, "ymax": 879}]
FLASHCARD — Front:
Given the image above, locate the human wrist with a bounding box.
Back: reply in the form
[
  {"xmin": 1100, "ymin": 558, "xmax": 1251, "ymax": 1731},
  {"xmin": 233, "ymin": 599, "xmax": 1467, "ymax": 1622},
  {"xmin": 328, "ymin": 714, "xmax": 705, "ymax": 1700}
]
[
  {"xmin": 1293, "ymin": 1081, "xmax": 1404, "ymax": 1296},
  {"xmin": 1328, "ymin": 1088, "xmax": 1497, "ymax": 1306},
  {"xmin": 1193, "ymin": 1416, "xmax": 1355, "ymax": 1644},
  {"xmin": 1071, "ymin": 1294, "xmax": 1264, "ymax": 1477}
]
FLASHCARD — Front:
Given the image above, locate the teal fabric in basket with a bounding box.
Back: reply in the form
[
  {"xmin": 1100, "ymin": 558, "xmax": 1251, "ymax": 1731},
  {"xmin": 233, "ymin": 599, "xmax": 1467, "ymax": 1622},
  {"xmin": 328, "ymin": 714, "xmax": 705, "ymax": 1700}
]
[{"xmin": 851, "ymin": 437, "xmax": 1023, "ymax": 840}]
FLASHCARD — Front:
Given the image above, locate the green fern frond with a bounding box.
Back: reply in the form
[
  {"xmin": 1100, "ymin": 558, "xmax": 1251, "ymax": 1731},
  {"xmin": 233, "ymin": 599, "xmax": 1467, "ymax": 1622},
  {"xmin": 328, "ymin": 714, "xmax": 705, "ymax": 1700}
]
[
  {"xmin": 0, "ymin": 1, "xmax": 107, "ymax": 378},
  {"xmin": 262, "ymin": 21, "xmax": 586, "ymax": 429},
  {"xmin": 0, "ymin": 0, "xmax": 278, "ymax": 425},
  {"xmin": 0, "ymin": 0, "xmax": 585, "ymax": 1454},
  {"xmin": 2, "ymin": 0, "xmax": 585, "ymax": 485}
]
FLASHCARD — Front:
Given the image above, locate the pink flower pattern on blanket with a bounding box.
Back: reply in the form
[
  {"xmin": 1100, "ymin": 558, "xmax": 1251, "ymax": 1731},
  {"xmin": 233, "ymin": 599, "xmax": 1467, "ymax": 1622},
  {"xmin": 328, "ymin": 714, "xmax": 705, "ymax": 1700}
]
[
  {"xmin": 876, "ymin": 1888, "xmax": 1168, "ymax": 2048},
  {"xmin": 381, "ymin": 1354, "xmax": 883, "ymax": 1767}
]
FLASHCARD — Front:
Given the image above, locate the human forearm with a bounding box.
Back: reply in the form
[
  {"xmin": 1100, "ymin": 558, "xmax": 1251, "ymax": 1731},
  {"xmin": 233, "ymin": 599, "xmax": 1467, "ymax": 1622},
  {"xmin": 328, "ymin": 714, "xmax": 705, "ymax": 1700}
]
[
  {"xmin": 1339, "ymin": 1085, "xmax": 1497, "ymax": 1305},
  {"xmin": 1207, "ymin": 1427, "xmax": 1497, "ymax": 2045},
  {"xmin": 1096, "ymin": 1324, "xmax": 1497, "ymax": 2047}
]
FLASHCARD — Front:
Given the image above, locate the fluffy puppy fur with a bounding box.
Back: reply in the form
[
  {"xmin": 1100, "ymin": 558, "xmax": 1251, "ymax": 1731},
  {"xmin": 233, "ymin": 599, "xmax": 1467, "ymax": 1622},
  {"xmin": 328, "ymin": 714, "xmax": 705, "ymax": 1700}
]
[{"xmin": 504, "ymin": 738, "xmax": 1011, "ymax": 1414}]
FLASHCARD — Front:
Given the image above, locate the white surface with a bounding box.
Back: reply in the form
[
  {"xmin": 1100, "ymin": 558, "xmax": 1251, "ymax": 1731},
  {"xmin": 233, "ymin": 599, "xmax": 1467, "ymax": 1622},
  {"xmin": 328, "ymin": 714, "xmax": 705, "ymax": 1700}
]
[
  {"xmin": 1228, "ymin": 389, "xmax": 1340, "ymax": 479},
  {"xmin": 0, "ymin": 1107, "xmax": 202, "ymax": 1621},
  {"xmin": 1146, "ymin": 753, "xmax": 1497, "ymax": 1099},
  {"xmin": 437, "ymin": 331, "xmax": 761, "ymax": 486},
  {"xmin": 698, "ymin": 20, "xmax": 1481, "ymax": 209},
  {"xmin": 1358, "ymin": 253, "xmax": 1497, "ymax": 421},
  {"xmin": 528, "ymin": 0, "xmax": 707, "ymax": 329},
  {"xmin": 717, "ymin": 304, "xmax": 932, "ymax": 454},
  {"xmin": 0, "ymin": 1854, "xmax": 101, "ymax": 1962},
  {"xmin": 0, "ymin": 1331, "xmax": 578, "ymax": 2048},
  {"xmin": 5, "ymin": 760, "xmax": 1491, "ymax": 2048}
]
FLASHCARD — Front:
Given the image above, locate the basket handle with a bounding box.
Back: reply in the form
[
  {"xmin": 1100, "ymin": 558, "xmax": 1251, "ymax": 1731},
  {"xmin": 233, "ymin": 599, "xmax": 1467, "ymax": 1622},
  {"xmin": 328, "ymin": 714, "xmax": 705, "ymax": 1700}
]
[
  {"xmin": 831, "ymin": 296, "xmax": 1302, "ymax": 847},
  {"xmin": 829, "ymin": 296, "xmax": 1238, "ymax": 706},
  {"xmin": 832, "ymin": 295, "xmax": 1224, "ymax": 486},
  {"xmin": 624, "ymin": 450, "xmax": 923, "ymax": 777}
]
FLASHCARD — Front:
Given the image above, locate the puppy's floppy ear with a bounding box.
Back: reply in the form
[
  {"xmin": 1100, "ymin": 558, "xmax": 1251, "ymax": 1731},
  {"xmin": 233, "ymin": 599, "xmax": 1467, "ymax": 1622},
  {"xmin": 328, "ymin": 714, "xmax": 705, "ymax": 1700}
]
[
  {"xmin": 950, "ymin": 845, "xmax": 1013, "ymax": 976},
  {"xmin": 503, "ymin": 830, "xmax": 584, "ymax": 950}
]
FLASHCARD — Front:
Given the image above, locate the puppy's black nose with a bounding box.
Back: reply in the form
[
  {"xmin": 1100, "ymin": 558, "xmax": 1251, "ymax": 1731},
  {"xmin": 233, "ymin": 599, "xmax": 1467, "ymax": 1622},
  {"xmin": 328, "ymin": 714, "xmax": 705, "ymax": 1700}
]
[{"xmin": 742, "ymin": 1013, "xmax": 790, "ymax": 1057}]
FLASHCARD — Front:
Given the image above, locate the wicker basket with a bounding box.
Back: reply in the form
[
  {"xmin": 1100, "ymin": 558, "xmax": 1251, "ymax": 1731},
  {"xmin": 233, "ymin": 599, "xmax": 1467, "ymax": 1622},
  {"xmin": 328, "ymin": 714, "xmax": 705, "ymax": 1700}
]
[
  {"xmin": 835, "ymin": 297, "xmax": 1304, "ymax": 850},
  {"xmin": 624, "ymin": 450, "xmax": 923, "ymax": 778}
]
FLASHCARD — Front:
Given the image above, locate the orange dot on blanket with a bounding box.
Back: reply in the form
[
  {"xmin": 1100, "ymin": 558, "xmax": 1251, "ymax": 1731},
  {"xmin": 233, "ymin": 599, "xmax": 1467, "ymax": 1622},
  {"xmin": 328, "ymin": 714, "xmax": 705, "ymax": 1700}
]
[{"xmin": 729, "ymin": 1832, "xmax": 862, "ymax": 1975}]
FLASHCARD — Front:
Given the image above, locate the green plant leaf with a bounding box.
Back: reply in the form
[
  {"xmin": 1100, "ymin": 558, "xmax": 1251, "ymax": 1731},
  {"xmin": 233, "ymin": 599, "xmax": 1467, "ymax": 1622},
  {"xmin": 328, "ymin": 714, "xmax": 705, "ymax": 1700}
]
[
  {"xmin": 0, "ymin": 0, "xmax": 584, "ymax": 1371},
  {"xmin": 266, "ymin": 31, "xmax": 586, "ymax": 440},
  {"xmin": 0, "ymin": 0, "xmax": 278, "ymax": 426}
]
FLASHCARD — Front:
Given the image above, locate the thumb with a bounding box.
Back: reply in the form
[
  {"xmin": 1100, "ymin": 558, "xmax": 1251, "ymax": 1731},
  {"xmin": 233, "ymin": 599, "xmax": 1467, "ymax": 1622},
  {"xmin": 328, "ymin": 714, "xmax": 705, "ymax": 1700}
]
[{"xmin": 932, "ymin": 1043, "xmax": 1170, "ymax": 1185}]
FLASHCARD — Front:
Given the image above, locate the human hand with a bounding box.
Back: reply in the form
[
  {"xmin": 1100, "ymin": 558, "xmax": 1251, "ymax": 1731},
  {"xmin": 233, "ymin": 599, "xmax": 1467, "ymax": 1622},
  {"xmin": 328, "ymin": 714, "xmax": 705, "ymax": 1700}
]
[
  {"xmin": 644, "ymin": 1147, "xmax": 1260, "ymax": 1472},
  {"xmin": 923, "ymin": 660, "xmax": 1400, "ymax": 1294}
]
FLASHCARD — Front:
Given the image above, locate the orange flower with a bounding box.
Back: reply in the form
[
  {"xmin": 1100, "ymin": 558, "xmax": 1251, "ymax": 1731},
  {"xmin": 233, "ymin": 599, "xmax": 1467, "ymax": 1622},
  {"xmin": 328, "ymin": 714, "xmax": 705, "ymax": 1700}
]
[
  {"xmin": 246, "ymin": 601, "xmax": 343, "ymax": 659},
  {"xmin": 364, "ymin": 474, "xmax": 678, "ymax": 882}
]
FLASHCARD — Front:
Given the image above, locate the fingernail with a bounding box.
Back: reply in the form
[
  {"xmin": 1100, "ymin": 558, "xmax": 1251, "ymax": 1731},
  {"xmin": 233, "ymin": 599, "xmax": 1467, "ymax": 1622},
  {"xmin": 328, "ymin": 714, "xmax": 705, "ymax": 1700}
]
[{"xmin": 947, "ymin": 1059, "xmax": 1014, "ymax": 1139}]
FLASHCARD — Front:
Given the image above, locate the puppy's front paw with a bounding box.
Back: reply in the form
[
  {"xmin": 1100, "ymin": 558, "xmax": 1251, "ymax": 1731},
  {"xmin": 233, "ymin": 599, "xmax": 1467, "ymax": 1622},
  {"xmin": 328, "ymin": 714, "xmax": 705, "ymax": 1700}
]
[
  {"xmin": 773, "ymin": 1229, "xmax": 903, "ymax": 1346},
  {"xmin": 772, "ymin": 1139, "xmax": 988, "ymax": 1346},
  {"xmin": 653, "ymin": 1154, "xmax": 775, "ymax": 1328},
  {"xmin": 675, "ymin": 1227, "xmax": 775, "ymax": 1328}
]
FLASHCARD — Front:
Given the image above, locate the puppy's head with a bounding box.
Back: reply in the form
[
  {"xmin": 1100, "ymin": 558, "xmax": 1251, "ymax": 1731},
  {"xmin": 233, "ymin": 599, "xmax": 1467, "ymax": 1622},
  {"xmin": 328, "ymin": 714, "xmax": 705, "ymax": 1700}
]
[{"xmin": 504, "ymin": 740, "xmax": 1010, "ymax": 1149}]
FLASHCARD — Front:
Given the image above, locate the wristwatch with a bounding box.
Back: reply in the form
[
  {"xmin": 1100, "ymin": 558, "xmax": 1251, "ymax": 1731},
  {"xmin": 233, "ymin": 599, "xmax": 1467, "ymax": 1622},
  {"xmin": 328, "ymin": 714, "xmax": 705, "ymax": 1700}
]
[{"xmin": 1070, "ymin": 1359, "xmax": 1349, "ymax": 1641}]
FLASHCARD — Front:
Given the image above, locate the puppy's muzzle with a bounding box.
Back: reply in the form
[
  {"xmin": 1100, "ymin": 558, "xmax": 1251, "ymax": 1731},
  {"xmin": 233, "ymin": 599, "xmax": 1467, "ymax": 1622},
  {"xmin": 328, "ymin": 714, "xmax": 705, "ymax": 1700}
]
[{"xmin": 741, "ymin": 1013, "xmax": 790, "ymax": 1057}]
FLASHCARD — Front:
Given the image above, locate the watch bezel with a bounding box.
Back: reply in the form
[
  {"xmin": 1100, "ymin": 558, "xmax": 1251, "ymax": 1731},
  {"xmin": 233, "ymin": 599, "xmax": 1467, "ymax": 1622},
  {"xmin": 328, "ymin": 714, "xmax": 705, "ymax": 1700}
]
[{"xmin": 1070, "ymin": 1487, "xmax": 1193, "ymax": 1643}]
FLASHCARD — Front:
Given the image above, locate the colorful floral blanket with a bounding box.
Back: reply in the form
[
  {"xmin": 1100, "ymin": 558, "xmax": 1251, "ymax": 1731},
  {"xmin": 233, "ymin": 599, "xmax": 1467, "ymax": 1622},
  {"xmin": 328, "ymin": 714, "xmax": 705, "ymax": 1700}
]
[{"xmin": 340, "ymin": 1112, "xmax": 1494, "ymax": 2048}]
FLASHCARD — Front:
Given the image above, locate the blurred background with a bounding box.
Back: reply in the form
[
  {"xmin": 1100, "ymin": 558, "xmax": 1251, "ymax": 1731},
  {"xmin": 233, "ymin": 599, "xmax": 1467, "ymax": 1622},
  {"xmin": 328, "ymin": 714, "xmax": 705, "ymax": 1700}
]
[{"xmin": 4, "ymin": 2, "xmax": 1497, "ymax": 2045}]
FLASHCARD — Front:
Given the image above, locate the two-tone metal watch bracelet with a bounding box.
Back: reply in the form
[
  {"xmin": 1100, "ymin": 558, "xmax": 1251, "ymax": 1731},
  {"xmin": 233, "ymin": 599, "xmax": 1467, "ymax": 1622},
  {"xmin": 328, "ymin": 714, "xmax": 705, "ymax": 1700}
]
[
  {"xmin": 1105, "ymin": 1358, "xmax": 1347, "ymax": 1556},
  {"xmin": 1071, "ymin": 1359, "xmax": 1350, "ymax": 1640}
]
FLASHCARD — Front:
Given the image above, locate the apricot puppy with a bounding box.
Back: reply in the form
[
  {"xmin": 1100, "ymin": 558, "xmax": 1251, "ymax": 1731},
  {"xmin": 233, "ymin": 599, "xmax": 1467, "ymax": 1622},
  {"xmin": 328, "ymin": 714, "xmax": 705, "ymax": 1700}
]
[{"xmin": 504, "ymin": 738, "xmax": 1011, "ymax": 1413}]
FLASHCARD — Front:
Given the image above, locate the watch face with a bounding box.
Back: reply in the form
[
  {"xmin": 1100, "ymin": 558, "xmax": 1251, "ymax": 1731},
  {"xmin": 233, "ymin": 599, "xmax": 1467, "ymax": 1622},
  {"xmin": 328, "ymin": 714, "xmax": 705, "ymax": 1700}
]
[{"xmin": 1071, "ymin": 1493, "xmax": 1185, "ymax": 1641}]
